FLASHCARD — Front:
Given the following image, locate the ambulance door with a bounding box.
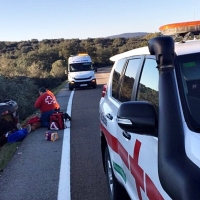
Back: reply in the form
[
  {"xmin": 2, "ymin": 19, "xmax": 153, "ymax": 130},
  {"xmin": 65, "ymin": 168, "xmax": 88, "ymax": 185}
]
[
  {"xmin": 117, "ymin": 57, "xmax": 170, "ymax": 199},
  {"xmin": 115, "ymin": 57, "xmax": 143, "ymax": 200},
  {"xmin": 101, "ymin": 58, "xmax": 127, "ymax": 184},
  {"xmin": 135, "ymin": 57, "xmax": 168, "ymax": 199}
]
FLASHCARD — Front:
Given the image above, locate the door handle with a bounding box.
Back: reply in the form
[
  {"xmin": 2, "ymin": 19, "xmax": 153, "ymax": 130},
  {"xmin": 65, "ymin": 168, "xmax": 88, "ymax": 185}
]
[
  {"xmin": 122, "ymin": 131, "xmax": 131, "ymax": 140},
  {"xmin": 106, "ymin": 113, "xmax": 113, "ymax": 120}
]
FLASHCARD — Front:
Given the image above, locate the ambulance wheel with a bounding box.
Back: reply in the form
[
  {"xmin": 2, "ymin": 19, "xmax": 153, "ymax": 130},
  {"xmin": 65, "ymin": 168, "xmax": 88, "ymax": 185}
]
[
  {"xmin": 104, "ymin": 146, "xmax": 130, "ymax": 200},
  {"xmin": 69, "ymin": 84, "xmax": 73, "ymax": 91}
]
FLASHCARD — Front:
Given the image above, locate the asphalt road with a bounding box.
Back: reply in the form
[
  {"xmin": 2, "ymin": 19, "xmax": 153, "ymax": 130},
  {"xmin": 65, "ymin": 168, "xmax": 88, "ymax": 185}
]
[{"xmin": 0, "ymin": 66, "xmax": 111, "ymax": 200}]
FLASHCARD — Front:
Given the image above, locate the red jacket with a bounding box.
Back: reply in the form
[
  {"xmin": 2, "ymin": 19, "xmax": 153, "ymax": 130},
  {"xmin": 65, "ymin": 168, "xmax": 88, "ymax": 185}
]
[
  {"xmin": 34, "ymin": 91, "xmax": 60, "ymax": 113},
  {"xmin": 46, "ymin": 90, "xmax": 60, "ymax": 110}
]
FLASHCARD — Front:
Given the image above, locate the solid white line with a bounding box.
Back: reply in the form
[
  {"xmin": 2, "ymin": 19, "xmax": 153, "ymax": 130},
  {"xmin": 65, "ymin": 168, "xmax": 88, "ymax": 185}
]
[{"xmin": 57, "ymin": 90, "xmax": 74, "ymax": 200}]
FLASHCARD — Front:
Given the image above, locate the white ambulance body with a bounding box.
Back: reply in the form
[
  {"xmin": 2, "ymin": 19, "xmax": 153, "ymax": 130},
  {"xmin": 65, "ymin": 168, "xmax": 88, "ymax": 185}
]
[
  {"xmin": 68, "ymin": 53, "xmax": 97, "ymax": 91},
  {"xmin": 99, "ymin": 21, "xmax": 200, "ymax": 200}
]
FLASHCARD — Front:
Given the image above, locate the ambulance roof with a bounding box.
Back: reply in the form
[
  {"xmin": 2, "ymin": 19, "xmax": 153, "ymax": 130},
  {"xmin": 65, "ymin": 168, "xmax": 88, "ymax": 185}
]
[
  {"xmin": 110, "ymin": 21, "xmax": 200, "ymax": 62},
  {"xmin": 68, "ymin": 54, "xmax": 92, "ymax": 64},
  {"xmin": 110, "ymin": 40, "xmax": 200, "ymax": 62}
]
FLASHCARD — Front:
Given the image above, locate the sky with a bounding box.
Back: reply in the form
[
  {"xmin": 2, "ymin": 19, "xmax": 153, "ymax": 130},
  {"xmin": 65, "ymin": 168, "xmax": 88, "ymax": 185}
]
[{"xmin": 0, "ymin": 0, "xmax": 199, "ymax": 42}]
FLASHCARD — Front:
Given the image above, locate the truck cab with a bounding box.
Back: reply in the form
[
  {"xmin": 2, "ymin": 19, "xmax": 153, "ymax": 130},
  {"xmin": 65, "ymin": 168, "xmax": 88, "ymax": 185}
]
[{"xmin": 68, "ymin": 53, "xmax": 97, "ymax": 91}]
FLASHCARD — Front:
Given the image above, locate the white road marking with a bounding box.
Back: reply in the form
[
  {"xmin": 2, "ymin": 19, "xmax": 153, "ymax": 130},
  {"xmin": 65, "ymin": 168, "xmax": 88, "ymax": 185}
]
[{"xmin": 57, "ymin": 90, "xmax": 74, "ymax": 200}]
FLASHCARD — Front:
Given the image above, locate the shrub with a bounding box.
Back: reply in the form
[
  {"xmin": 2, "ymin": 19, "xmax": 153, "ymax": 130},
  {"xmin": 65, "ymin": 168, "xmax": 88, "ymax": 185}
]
[{"xmin": 50, "ymin": 60, "xmax": 66, "ymax": 78}]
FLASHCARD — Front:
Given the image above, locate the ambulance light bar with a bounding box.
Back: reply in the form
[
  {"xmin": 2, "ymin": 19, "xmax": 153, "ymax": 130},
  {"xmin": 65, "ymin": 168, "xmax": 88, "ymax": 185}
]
[
  {"xmin": 159, "ymin": 20, "xmax": 200, "ymax": 36},
  {"xmin": 78, "ymin": 53, "xmax": 88, "ymax": 56}
]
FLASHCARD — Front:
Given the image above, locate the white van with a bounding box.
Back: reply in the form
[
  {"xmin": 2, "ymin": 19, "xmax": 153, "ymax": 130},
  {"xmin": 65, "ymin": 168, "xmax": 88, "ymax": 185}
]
[
  {"xmin": 68, "ymin": 53, "xmax": 97, "ymax": 91},
  {"xmin": 99, "ymin": 21, "xmax": 200, "ymax": 200}
]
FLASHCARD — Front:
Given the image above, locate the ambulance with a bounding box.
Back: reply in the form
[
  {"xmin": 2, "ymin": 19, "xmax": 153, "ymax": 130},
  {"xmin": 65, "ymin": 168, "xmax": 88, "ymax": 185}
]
[
  {"xmin": 99, "ymin": 21, "xmax": 200, "ymax": 200},
  {"xmin": 68, "ymin": 53, "xmax": 97, "ymax": 91}
]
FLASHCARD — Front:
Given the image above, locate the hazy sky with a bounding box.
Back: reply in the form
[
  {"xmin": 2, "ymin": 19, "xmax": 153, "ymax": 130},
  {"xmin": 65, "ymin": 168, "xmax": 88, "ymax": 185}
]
[{"xmin": 0, "ymin": 0, "xmax": 199, "ymax": 41}]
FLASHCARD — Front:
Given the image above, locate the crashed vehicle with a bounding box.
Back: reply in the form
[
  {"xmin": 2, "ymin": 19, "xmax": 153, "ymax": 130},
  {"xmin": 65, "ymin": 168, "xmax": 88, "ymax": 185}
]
[{"xmin": 0, "ymin": 100, "xmax": 19, "ymax": 146}]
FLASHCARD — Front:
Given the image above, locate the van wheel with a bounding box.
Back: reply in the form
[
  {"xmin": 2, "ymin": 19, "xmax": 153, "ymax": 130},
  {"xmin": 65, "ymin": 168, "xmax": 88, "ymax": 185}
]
[
  {"xmin": 104, "ymin": 147, "xmax": 130, "ymax": 200},
  {"xmin": 69, "ymin": 84, "xmax": 73, "ymax": 91},
  {"xmin": 93, "ymin": 83, "xmax": 97, "ymax": 89}
]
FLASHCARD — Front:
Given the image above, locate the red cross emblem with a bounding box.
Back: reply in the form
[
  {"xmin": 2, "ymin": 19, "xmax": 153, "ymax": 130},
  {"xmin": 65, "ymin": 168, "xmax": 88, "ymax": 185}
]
[{"xmin": 45, "ymin": 96, "xmax": 53, "ymax": 104}]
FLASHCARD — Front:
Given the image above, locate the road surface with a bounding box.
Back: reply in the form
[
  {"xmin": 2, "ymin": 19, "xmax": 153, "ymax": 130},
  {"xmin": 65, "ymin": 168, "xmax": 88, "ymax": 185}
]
[{"xmin": 0, "ymin": 66, "xmax": 112, "ymax": 200}]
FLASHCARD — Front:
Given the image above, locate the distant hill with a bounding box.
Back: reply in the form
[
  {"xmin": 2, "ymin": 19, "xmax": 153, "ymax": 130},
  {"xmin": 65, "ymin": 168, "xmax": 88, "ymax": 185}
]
[{"xmin": 106, "ymin": 32, "xmax": 149, "ymax": 39}]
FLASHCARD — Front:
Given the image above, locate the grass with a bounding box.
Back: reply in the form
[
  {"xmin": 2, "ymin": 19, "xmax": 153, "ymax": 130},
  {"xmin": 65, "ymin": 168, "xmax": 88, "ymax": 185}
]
[
  {"xmin": 0, "ymin": 80, "xmax": 68, "ymax": 171},
  {"xmin": 0, "ymin": 142, "xmax": 21, "ymax": 171},
  {"xmin": 52, "ymin": 80, "xmax": 68, "ymax": 95}
]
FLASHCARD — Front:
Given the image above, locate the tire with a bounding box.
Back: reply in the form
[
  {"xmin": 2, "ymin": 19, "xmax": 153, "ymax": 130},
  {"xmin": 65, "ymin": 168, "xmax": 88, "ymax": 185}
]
[
  {"xmin": 92, "ymin": 83, "xmax": 97, "ymax": 89},
  {"xmin": 104, "ymin": 146, "xmax": 130, "ymax": 200},
  {"xmin": 69, "ymin": 83, "xmax": 73, "ymax": 91}
]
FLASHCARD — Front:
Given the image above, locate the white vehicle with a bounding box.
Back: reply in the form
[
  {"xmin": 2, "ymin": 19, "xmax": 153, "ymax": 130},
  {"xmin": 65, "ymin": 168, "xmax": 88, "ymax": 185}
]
[
  {"xmin": 68, "ymin": 53, "xmax": 97, "ymax": 91},
  {"xmin": 99, "ymin": 21, "xmax": 200, "ymax": 200}
]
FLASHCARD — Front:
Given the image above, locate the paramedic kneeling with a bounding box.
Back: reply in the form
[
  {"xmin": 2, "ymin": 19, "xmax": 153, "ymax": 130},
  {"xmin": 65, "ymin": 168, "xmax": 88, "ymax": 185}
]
[{"xmin": 34, "ymin": 87, "xmax": 60, "ymax": 127}]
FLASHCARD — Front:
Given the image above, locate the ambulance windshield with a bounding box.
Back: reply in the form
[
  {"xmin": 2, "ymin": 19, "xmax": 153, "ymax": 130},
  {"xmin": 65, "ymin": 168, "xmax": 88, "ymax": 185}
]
[
  {"xmin": 178, "ymin": 52, "xmax": 200, "ymax": 127},
  {"xmin": 69, "ymin": 62, "xmax": 93, "ymax": 72}
]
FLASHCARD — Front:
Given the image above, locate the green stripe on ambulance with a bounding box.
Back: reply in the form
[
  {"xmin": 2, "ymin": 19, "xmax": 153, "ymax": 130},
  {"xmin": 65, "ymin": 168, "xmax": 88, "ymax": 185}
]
[{"xmin": 113, "ymin": 162, "xmax": 126, "ymax": 183}]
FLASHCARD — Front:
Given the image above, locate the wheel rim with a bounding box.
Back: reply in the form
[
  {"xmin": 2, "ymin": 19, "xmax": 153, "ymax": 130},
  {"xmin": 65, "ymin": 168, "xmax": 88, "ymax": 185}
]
[{"xmin": 107, "ymin": 157, "xmax": 114, "ymax": 194}]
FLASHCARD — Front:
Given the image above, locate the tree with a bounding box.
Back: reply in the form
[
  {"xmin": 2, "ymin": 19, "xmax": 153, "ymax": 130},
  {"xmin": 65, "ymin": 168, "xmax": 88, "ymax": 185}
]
[
  {"xmin": 0, "ymin": 56, "xmax": 17, "ymax": 77},
  {"xmin": 50, "ymin": 60, "xmax": 66, "ymax": 78}
]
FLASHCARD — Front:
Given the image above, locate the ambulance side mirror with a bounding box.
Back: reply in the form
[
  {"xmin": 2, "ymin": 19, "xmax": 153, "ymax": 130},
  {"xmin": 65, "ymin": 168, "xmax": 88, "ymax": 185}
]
[{"xmin": 117, "ymin": 101, "xmax": 158, "ymax": 137}]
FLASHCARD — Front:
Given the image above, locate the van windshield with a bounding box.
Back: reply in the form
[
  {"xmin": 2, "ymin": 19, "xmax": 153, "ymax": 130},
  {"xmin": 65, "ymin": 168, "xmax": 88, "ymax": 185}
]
[
  {"xmin": 69, "ymin": 62, "xmax": 93, "ymax": 72},
  {"xmin": 178, "ymin": 52, "xmax": 200, "ymax": 127}
]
